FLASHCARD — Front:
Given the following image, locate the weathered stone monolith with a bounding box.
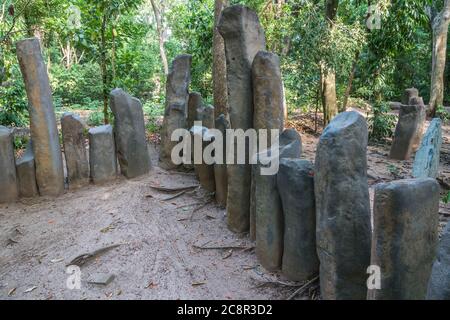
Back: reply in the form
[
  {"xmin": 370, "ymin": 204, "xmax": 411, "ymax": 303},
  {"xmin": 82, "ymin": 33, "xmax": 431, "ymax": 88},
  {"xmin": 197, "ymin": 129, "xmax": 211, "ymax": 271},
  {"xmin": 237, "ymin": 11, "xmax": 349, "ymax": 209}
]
[
  {"xmin": 214, "ymin": 114, "xmax": 229, "ymax": 207},
  {"xmin": 160, "ymin": 54, "xmax": 192, "ymax": 169},
  {"xmin": 253, "ymin": 129, "xmax": 302, "ymax": 269},
  {"xmin": 61, "ymin": 113, "xmax": 89, "ymax": 189},
  {"xmin": 218, "ymin": 4, "xmax": 266, "ymax": 233},
  {"xmin": 187, "ymin": 92, "xmax": 203, "ymax": 130},
  {"xmin": 402, "ymin": 87, "xmax": 419, "ymax": 105},
  {"xmin": 278, "ymin": 159, "xmax": 319, "ymax": 282},
  {"xmin": 110, "ymin": 88, "xmax": 151, "ymax": 178},
  {"xmin": 413, "ymin": 118, "xmax": 442, "ymax": 179},
  {"xmin": 315, "ymin": 111, "xmax": 371, "ymax": 300},
  {"xmin": 252, "ymin": 51, "xmax": 284, "ymax": 132},
  {"xmin": 389, "ymin": 103, "xmax": 423, "ymax": 160},
  {"xmin": 427, "ymin": 222, "xmax": 450, "ymax": 300},
  {"xmin": 410, "ymin": 96, "xmax": 426, "ymax": 150},
  {"xmin": 191, "ymin": 126, "xmax": 216, "ymax": 192},
  {"xmin": 368, "ymin": 178, "xmax": 439, "ymax": 300},
  {"xmin": 16, "ymin": 141, "xmax": 39, "ymax": 198},
  {"xmin": 250, "ymin": 128, "xmax": 301, "ymax": 241},
  {"xmin": 197, "ymin": 104, "xmax": 215, "ymax": 130},
  {"xmin": 16, "ymin": 38, "xmax": 64, "ymax": 196},
  {"xmin": 88, "ymin": 125, "xmax": 117, "ymax": 184},
  {"xmin": 0, "ymin": 126, "xmax": 18, "ymax": 203}
]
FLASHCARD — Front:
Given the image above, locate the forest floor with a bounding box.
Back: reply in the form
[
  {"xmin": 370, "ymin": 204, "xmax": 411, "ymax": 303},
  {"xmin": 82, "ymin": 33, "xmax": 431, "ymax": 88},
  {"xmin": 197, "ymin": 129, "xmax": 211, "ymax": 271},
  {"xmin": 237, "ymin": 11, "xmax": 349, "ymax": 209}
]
[{"xmin": 0, "ymin": 111, "xmax": 449, "ymax": 300}]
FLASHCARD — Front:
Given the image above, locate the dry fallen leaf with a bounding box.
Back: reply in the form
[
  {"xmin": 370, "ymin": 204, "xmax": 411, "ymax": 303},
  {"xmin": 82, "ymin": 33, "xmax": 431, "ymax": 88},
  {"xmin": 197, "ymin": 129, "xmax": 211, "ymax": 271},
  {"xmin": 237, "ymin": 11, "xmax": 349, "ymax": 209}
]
[{"xmin": 192, "ymin": 282, "xmax": 206, "ymax": 287}]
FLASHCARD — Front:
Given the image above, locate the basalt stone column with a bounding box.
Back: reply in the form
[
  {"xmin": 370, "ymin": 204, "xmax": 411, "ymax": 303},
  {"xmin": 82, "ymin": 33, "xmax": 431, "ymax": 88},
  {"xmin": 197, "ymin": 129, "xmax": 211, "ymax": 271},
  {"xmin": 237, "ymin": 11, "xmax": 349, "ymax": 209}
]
[
  {"xmin": 249, "ymin": 50, "xmax": 285, "ymax": 241},
  {"xmin": 191, "ymin": 126, "xmax": 216, "ymax": 192},
  {"xmin": 0, "ymin": 126, "xmax": 18, "ymax": 203},
  {"xmin": 16, "ymin": 141, "xmax": 39, "ymax": 198},
  {"xmin": 160, "ymin": 54, "xmax": 192, "ymax": 169},
  {"xmin": 278, "ymin": 159, "xmax": 319, "ymax": 282},
  {"xmin": 16, "ymin": 38, "xmax": 64, "ymax": 196},
  {"xmin": 254, "ymin": 129, "xmax": 302, "ymax": 269},
  {"xmin": 110, "ymin": 89, "xmax": 151, "ymax": 178},
  {"xmin": 252, "ymin": 51, "xmax": 284, "ymax": 132},
  {"xmin": 390, "ymin": 103, "xmax": 423, "ymax": 160},
  {"xmin": 187, "ymin": 92, "xmax": 203, "ymax": 130},
  {"xmin": 368, "ymin": 178, "xmax": 440, "ymax": 300},
  {"xmin": 402, "ymin": 87, "xmax": 419, "ymax": 105},
  {"xmin": 89, "ymin": 125, "xmax": 118, "ymax": 184},
  {"xmin": 193, "ymin": 105, "xmax": 216, "ymax": 192},
  {"xmin": 427, "ymin": 222, "xmax": 450, "ymax": 300},
  {"xmin": 413, "ymin": 118, "xmax": 442, "ymax": 179},
  {"xmin": 218, "ymin": 5, "xmax": 266, "ymax": 233},
  {"xmin": 315, "ymin": 111, "xmax": 371, "ymax": 300},
  {"xmin": 250, "ymin": 128, "xmax": 302, "ymax": 241},
  {"xmin": 214, "ymin": 114, "xmax": 230, "ymax": 207},
  {"xmin": 61, "ymin": 113, "xmax": 89, "ymax": 189},
  {"xmin": 410, "ymin": 96, "xmax": 426, "ymax": 150}
]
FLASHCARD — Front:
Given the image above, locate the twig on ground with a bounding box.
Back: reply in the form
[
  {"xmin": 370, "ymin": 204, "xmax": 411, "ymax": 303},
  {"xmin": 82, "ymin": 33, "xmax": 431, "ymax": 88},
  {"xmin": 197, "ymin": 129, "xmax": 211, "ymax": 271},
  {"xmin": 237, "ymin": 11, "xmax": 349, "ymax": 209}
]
[
  {"xmin": 149, "ymin": 185, "xmax": 199, "ymax": 193},
  {"xmin": 287, "ymin": 276, "xmax": 319, "ymax": 300},
  {"xmin": 193, "ymin": 244, "xmax": 253, "ymax": 251},
  {"xmin": 162, "ymin": 190, "xmax": 188, "ymax": 201},
  {"xmin": 67, "ymin": 244, "xmax": 122, "ymax": 267}
]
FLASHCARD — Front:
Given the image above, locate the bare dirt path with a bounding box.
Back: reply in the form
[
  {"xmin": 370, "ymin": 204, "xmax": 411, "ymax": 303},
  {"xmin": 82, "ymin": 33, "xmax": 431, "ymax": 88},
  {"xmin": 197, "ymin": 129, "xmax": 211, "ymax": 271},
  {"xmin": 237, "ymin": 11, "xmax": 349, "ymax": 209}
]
[{"xmin": 1, "ymin": 119, "xmax": 449, "ymax": 300}]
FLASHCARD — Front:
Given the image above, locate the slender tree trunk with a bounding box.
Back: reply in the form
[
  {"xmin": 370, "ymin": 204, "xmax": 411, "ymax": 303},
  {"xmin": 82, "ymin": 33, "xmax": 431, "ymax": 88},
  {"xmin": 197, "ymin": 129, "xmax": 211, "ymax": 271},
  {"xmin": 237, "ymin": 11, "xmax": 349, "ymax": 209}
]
[
  {"xmin": 150, "ymin": 0, "xmax": 169, "ymax": 76},
  {"xmin": 100, "ymin": 13, "xmax": 109, "ymax": 124},
  {"xmin": 213, "ymin": 0, "xmax": 229, "ymax": 119},
  {"xmin": 342, "ymin": 51, "xmax": 360, "ymax": 111},
  {"xmin": 321, "ymin": 0, "xmax": 339, "ymax": 126},
  {"xmin": 429, "ymin": 0, "xmax": 450, "ymax": 116}
]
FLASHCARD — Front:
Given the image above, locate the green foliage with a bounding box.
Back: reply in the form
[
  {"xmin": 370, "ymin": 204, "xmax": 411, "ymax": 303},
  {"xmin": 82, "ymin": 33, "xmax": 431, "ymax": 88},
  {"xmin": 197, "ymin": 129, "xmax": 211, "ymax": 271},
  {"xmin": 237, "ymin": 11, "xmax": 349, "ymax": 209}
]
[
  {"xmin": 436, "ymin": 105, "xmax": 450, "ymax": 123},
  {"xmin": 0, "ymin": 66, "xmax": 28, "ymax": 127},
  {"xmin": 13, "ymin": 135, "xmax": 29, "ymax": 151},
  {"xmin": 368, "ymin": 102, "xmax": 397, "ymax": 142},
  {"xmin": 443, "ymin": 191, "xmax": 450, "ymax": 204}
]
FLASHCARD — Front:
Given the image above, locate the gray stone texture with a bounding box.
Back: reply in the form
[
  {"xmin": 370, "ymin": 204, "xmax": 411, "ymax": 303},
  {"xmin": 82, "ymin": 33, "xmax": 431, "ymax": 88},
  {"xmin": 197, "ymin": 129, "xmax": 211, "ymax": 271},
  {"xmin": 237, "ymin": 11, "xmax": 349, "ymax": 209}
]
[
  {"xmin": 413, "ymin": 118, "xmax": 442, "ymax": 179},
  {"xmin": 278, "ymin": 159, "xmax": 319, "ymax": 282},
  {"xmin": 250, "ymin": 128, "xmax": 302, "ymax": 241},
  {"xmin": 160, "ymin": 54, "xmax": 192, "ymax": 169},
  {"xmin": 61, "ymin": 113, "xmax": 89, "ymax": 189},
  {"xmin": 254, "ymin": 129, "xmax": 302, "ymax": 270},
  {"xmin": 0, "ymin": 126, "xmax": 18, "ymax": 203},
  {"xmin": 16, "ymin": 141, "xmax": 39, "ymax": 198},
  {"xmin": 110, "ymin": 88, "xmax": 151, "ymax": 178},
  {"xmin": 401, "ymin": 87, "xmax": 419, "ymax": 105},
  {"xmin": 390, "ymin": 101, "xmax": 425, "ymax": 160},
  {"xmin": 427, "ymin": 222, "xmax": 450, "ymax": 300},
  {"xmin": 187, "ymin": 92, "xmax": 203, "ymax": 130},
  {"xmin": 88, "ymin": 125, "xmax": 118, "ymax": 184},
  {"xmin": 315, "ymin": 111, "xmax": 371, "ymax": 300},
  {"xmin": 214, "ymin": 114, "xmax": 230, "ymax": 207},
  {"xmin": 368, "ymin": 178, "xmax": 439, "ymax": 300},
  {"xmin": 218, "ymin": 4, "xmax": 266, "ymax": 233},
  {"xmin": 16, "ymin": 38, "xmax": 64, "ymax": 196}
]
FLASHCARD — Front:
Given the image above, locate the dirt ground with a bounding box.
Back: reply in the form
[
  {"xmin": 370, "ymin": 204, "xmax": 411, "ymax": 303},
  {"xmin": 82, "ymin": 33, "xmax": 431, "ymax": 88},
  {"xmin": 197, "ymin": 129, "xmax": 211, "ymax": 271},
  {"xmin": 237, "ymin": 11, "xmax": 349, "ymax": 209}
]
[{"xmin": 1, "ymin": 114, "xmax": 449, "ymax": 300}]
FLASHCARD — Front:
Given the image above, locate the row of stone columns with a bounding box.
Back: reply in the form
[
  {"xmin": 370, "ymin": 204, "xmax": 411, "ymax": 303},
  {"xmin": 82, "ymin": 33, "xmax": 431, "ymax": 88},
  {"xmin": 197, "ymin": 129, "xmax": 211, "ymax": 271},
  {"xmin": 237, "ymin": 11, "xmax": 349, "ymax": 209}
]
[{"xmin": 0, "ymin": 38, "xmax": 151, "ymax": 204}]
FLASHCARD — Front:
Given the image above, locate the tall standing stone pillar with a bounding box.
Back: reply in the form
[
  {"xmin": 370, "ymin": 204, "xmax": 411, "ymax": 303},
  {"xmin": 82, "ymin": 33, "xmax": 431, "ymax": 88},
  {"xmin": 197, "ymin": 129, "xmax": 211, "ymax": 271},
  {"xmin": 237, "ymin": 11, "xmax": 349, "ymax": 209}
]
[
  {"xmin": 315, "ymin": 111, "xmax": 371, "ymax": 300},
  {"xmin": 61, "ymin": 113, "xmax": 89, "ymax": 189},
  {"xmin": 214, "ymin": 114, "xmax": 230, "ymax": 207},
  {"xmin": 218, "ymin": 5, "xmax": 266, "ymax": 233},
  {"xmin": 16, "ymin": 38, "xmax": 64, "ymax": 196},
  {"xmin": 278, "ymin": 159, "xmax": 319, "ymax": 282},
  {"xmin": 16, "ymin": 141, "xmax": 39, "ymax": 198},
  {"xmin": 250, "ymin": 50, "xmax": 285, "ymax": 241},
  {"xmin": 427, "ymin": 222, "xmax": 450, "ymax": 300},
  {"xmin": 0, "ymin": 126, "xmax": 18, "ymax": 203},
  {"xmin": 368, "ymin": 178, "xmax": 439, "ymax": 300},
  {"xmin": 160, "ymin": 54, "xmax": 192, "ymax": 169},
  {"xmin": 110, "ymin": 88, "xmax": 151, "ymax": 178}
]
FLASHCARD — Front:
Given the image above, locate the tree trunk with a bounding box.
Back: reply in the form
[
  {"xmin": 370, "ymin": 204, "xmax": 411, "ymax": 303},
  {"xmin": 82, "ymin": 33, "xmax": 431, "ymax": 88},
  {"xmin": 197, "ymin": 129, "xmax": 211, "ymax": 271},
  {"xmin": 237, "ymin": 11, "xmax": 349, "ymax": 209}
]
[
  {"xmin": 429, "ymin": 0, "xmax": 450, "ymax": 116},
  {"xmin": 150, "ymin": 0, "xmax": 169, "ymax": 76},
  {"xmin": 342, "ymin": 51, "xmax": 360, "ymax": 111},
  {"xmin": 213, "ymin": 0, "xmax": 229, "ymax": 119},
  {"xmin": 100, "ymin": 13, "xmax": 109, "ymax": 124},
  {"xmin": 321, "ymin": 0, "xmax": 339, "ymax": 126}
]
